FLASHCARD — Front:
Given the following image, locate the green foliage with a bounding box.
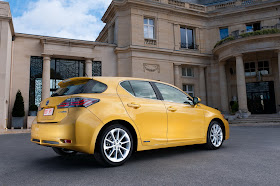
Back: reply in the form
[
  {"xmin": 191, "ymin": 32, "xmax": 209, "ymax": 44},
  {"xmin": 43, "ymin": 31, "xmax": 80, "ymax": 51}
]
[
  {"xmin": 214, "ymin": 36, "xmax": 235, "ymax": 48},
  {"xmin": 29, "ymin": 104, "xmax": 38, "ymax": 111},
  {"xmin": 230, "ymin": 101, "xmax": 239, "ymax": 114},
  {"xmin": 12, "ymin": 90, "xmax": 25, "ymax": 117},
  {"xmin": 214, "ymin": 28, "xmax": 280, "ymax": 48}
]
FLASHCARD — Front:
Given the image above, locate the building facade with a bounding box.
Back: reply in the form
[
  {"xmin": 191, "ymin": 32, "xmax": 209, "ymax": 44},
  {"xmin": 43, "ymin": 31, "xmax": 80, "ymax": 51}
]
[{"xmin": 0, "ymin": 0, "xmax": 280, "ymax": 129}]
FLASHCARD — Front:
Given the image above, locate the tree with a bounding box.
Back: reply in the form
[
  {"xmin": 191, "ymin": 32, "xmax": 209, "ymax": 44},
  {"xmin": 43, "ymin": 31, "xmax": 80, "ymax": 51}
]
[{"xmin": 12, "ymin": 90, "xmax": 25, "ymax": 117}]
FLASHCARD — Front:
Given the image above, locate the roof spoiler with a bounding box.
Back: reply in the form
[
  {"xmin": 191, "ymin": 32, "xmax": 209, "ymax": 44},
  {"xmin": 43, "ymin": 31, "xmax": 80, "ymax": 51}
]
[{"xmin": 58, "ymin": 77, "xmax": 93, "ymax": 88}]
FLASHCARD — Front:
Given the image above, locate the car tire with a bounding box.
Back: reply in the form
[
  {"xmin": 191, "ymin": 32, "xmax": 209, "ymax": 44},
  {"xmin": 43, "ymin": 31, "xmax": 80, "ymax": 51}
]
[
  {"xmin": 94, "ymin": 124, "xmax": 134, "ymax": 167},
  {"xmin": 205, "ymin": 121, "xmax": 224, "ymax": 150},
  {"xmin": 52, "ymin": 147, "xmax": 78, "ymax": 156}
]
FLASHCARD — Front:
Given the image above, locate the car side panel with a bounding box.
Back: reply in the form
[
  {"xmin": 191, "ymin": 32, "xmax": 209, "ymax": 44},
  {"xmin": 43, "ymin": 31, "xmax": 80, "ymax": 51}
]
[{"xmin": 83, "ymin": 93, "xmax": 142, "ymax": 154}]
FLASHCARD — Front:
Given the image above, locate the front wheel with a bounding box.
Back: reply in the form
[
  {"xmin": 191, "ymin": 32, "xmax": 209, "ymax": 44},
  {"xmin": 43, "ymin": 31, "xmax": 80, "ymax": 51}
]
[
  {"xmin": 205, "ymin": 121, "xmax": 224, "ymax": 150},
  {"xmin": 52, "ymin": 147, "xmax": 77, "ymax": 156},
  {"xmin": 94, "ymin": 124, "xmax": 133, "ymax": 167}
]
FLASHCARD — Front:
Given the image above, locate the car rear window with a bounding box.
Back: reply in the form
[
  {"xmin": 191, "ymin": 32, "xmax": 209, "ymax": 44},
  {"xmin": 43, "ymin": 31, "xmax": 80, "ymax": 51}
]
[{"xmin": 52, "ymin": 80, "xmax": 107, "ymax": 97}]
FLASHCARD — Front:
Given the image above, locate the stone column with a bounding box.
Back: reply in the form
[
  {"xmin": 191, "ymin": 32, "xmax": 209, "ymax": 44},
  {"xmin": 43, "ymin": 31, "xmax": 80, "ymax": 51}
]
[
  {"xmin": 219, "ymin": 62, "xmax": 229, "ymax": 113},
  {"xmin": 199, "ymin": 66, "xmax": 207, "ymax": 104},
  {"xmin": 85, "ymin": 59, "xmax": 93, "ymax": 77},
  {"xmin": 278, "ymin": 51, "xmax": 280, "ymax": 86},
  {"xmin": 174, "ymin": 64, "xmax": 182, "ymax": 89},
  {"xmin": 42, "ymin": 55, "xmax": 51, "ymax": 100},
  {"xmin": 174, "ymin": 24, "xmax": 180, "ymax": 50},
  {"xmin": 235, "ymin": 54, "xmax": 250, "ymax": 117}
]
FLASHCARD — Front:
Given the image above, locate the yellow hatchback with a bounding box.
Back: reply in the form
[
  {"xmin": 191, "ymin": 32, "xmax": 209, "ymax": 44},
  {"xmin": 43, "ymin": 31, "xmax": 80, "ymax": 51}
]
[{"xmin": 31, "ymin": 77, "xmax": 229, "ymax": 166}]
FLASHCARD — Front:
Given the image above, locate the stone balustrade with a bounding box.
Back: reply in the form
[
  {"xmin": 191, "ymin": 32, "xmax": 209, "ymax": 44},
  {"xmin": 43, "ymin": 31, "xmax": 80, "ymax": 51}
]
[
  {"xmin": 144, "ymin": 38, "xmax": 157, "ymax": 46},
  {"xmin": 150, "ymin": 0, "xmax": 272, "ymax": 12}
]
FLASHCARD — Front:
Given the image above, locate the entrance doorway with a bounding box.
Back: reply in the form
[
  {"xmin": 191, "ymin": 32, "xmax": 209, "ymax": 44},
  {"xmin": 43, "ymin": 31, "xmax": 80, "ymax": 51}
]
[{"xmin": 246, "ymin": 81, "xmax": 276, "ymax": 114}]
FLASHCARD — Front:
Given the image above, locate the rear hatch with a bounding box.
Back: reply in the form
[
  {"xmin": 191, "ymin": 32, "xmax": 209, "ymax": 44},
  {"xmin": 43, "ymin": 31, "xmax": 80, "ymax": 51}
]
[
  {"xmin": 37, "ymin": 96, "xmax": 71, "ymax": 123},
  {"xmin": 37, "ymin": 77, "xmax": 93, "ymax": 123},
  {"xmin": 37, "ymin": 77, "xmax": 107, "ymax": 123}
]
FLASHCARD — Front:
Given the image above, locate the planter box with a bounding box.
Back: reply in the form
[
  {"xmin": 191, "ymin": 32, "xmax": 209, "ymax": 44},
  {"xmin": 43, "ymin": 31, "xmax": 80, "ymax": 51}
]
[
  {"xmin": 12, "ymin": 117, "xmax": 24, "ymax": 129},
  {"xmin": 29, "ymin": 111, "xmax": 37, "ymax": 116}
]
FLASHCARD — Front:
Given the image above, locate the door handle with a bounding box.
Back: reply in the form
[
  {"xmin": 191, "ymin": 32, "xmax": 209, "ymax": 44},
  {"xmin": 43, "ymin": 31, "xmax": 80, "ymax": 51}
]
[
  {"xmin": 127, "ymin": 103, "xmax": 141, "ymax": 109},
  {"xmin": 168, "ymin": 106, "xmax": 177, "ymax": 112}
]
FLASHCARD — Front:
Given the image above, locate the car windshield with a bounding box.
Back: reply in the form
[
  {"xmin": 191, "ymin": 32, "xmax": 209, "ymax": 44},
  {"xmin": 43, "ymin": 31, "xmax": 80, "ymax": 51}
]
[{"xmin": 51, "ymin": 80, "xmax": 107, "ymax": 97}]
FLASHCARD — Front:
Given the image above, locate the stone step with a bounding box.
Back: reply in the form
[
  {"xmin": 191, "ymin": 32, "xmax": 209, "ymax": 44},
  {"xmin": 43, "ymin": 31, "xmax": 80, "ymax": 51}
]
[{"xmin": 230, "ymin": 120, "xmax": 280, "ymax": 124}]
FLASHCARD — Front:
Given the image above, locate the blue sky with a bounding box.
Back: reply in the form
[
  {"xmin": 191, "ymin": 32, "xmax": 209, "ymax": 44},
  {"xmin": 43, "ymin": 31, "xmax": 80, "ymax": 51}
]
[{"xmin": 4, "ymin": 0, "xmax": 112, "ymax": 40}]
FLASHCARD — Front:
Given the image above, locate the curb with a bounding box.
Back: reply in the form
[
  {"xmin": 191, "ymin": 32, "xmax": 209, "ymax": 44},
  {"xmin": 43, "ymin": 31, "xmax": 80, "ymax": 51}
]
[{"xmin": 0, "ymin": 129, "xmax": 31, "ymax": 135}]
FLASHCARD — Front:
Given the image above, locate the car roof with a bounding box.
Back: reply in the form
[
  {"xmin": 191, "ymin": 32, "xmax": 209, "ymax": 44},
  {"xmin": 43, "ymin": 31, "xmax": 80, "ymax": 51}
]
[{"xmin": 58, "ymin": 76, "xmax": 176, "ymax": 89}]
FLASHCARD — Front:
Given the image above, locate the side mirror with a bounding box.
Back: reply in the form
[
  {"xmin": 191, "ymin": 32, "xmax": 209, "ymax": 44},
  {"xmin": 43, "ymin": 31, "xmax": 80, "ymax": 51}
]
[{"xmin": 193, "ymin": 97, "xmax": 201, "ymax": 105}]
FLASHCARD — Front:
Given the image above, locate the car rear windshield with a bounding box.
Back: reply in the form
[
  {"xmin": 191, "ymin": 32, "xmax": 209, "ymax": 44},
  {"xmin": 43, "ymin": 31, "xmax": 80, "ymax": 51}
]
[{"xmin": 51, "ymin": 80, "xmax": 107, "ymax": 97}]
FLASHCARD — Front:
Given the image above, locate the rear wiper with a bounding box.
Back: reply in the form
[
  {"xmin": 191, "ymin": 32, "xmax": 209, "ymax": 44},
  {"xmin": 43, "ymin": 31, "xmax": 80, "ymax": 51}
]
[{"xmin": 51, "ymin": 93, "xmax": 59, "ymax": 97}]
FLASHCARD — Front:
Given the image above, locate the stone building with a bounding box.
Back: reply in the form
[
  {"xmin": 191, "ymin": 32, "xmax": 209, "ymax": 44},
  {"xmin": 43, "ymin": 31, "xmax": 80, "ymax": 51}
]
[{"xmin": 0, "ymin": 0, "xmax": 280, "ymax": 129}]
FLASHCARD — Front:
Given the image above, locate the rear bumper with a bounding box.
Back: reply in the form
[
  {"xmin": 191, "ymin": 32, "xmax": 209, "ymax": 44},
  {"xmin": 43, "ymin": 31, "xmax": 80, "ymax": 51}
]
[{"xmin": 31, "ymin": 123, "xmax": 76, "ymax": 150}]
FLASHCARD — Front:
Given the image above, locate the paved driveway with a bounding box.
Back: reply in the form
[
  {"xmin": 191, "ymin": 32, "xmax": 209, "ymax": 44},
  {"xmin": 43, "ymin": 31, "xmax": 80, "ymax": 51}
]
[{"xmin": 0, "ymin": 126, "xmax": 280, "ymax": 186}]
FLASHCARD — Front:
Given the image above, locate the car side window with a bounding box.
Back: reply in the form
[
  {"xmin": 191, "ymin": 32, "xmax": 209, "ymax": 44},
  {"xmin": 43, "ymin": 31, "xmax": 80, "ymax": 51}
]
[
  {"xmin": 120, "ymin": 81, "xmax": 135, "ymax": 96},
  {"xmin": 129, "ymin": 81, "xmax": 157, "ymax": 100},
  {"xmin": 155, "ymin": 83, "xmax": 193, "ymax": 105}
]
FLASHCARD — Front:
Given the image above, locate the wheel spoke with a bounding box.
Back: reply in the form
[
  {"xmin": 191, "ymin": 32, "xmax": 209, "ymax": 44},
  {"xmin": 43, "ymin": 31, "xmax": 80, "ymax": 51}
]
[
  {"xmin": 106, "ymin": 139, "xmax": 114, "ymax": 144},
  {"xmin": 117, "ymin": 129, "xmax": 120, "ymax": 140},
  {"xmin": 120, "ymin": 141, "xmax": 129, "ymax": 145},
  {"xmin": 120, "ymin": 146, "xmax": 128, "ymax": 151},
  {"xmin": 119, "ymin": 149, "xmax": 124, "ymax": 158},
  {"xmin": 108, "ymin": 149, "xmax": 115, "ymax": 157},
  {"xmin": 104, "ymin": 145, "xmax": 114, "ymax": 150},
  {"xmin": 114, "ymin": 149, "xmax": 118, "ymax": 159},
  {"xmin": 119, "ymin": 134, "xmax": 125, "ymax": 142},
  {"xmin": 110, "ymin": 131, "xmax": 116, "ymax": 141}
]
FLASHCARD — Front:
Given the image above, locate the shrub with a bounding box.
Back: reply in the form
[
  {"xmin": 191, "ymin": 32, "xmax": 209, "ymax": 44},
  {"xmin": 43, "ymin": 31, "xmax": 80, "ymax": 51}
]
[
  {"xmin": 12, "ymin": 90, "xmax": 25, "ymax": 117},
  {"xmin": 230, "ymin": 101, "xmax": 239, "ymax": 113},
  {"xmin": 29, "ymin": 104, "xmax": 38, "ymax": 111},
  {"xmin": 214, "ymin": 28, "xmax": 280, "ymax": 48}
]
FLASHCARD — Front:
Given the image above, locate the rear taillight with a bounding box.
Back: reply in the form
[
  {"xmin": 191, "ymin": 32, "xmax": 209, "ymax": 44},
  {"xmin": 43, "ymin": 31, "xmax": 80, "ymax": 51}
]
[{"xmin": 57, "ymin": 97, "xmax": 100, "ymax": 109}]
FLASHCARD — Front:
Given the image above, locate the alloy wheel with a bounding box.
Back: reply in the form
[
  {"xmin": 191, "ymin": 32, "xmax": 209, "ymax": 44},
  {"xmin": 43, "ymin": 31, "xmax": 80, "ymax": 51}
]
[
  {"xmin": 210, "ymin": 124, "xmax": 223, "ymax": 147},
  {"xmin": 103, "ymin": 128, "xmax": 131, "ymax": 163}
]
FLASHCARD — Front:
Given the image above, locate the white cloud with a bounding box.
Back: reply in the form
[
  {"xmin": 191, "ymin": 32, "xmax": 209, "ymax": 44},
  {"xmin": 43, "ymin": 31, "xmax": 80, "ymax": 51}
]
[{"xmin": 13, "ymin": 0, "xmax": 112, "ymax": 41}]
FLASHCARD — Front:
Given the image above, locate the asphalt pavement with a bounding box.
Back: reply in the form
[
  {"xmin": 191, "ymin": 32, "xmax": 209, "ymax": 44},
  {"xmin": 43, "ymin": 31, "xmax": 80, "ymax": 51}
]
[{"xmin": 0, "ymin": 126, "xmax": 280, "ymax": 186}]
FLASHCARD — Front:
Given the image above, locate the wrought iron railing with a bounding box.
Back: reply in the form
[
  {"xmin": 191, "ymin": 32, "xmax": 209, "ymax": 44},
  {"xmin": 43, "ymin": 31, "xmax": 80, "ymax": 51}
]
[{"xmin": 180, "ymin": 43, "xmax": 199, "ymax": 50}]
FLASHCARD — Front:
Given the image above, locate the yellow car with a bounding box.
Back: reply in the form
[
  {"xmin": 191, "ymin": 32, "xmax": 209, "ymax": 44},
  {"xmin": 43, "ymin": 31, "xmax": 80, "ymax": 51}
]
[{"xmin": 31, "ymin": 77, "xmax": 229, "ymax": 166}]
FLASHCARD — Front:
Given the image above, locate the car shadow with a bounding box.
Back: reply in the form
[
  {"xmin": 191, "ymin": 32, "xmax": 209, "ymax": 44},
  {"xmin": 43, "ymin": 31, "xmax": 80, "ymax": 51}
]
[{"xmin": 31, "ymin": 144, "xmax": 220, "ymax": 169}]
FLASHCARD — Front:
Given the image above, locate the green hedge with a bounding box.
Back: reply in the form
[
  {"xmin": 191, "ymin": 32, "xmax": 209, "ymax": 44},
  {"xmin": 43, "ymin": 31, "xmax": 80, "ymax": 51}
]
[
  {"xmin": 214, "ymin": 28, "xmax": 280, "ymax": 48},
  {"xmin": 12, "ymin": 90, "xmax": 25, "ymax": 117}
]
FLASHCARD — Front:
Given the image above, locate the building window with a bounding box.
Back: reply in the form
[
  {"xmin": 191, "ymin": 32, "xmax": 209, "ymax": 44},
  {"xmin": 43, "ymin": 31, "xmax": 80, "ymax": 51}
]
[
  {"xmin": 92, "ymin": 61, "xmax": 102, "ymax": 76},
  {"xmin": 180, "ymin": 27, "xmax": 196, "ymax": 49},
  {"xmin": 182, "ymin": 67, "xmax": 194, "ymax": 77},
  {"xmin": 219, "ymin": 27, "xmax": 229, "ymax": 40},
  {"xmin": 29, "ymin": 57, "xmax": 43, "ymax": 107},
  {"xmin": 50, "ymin": 59, "xmax": 85, "ymax": 94},
  {"xmin": 144, "ymin": 18, "xmax": 155, "ymax": 39},
  {"xmin": 258, "ymin": 61, "xmax": 269, "ymax": 75},
  {"xmin": 183, "ymin": 84, "xmax": 194, "ymax": 97},
  {"xmin": 246, "ymin": 22, "xmax": 261, "ymax": 32},
  {"xmin": 245, "ymin": 62, "xmax": 256, "ymax": 77}
]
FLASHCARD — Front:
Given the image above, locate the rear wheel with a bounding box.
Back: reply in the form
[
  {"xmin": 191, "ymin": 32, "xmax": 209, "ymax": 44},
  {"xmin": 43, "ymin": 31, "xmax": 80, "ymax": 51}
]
[
  {"xmin": 94, "ymin": 124, "xmax": 133, "ymax": 167},
  {"xmin": 52, "ymin": 147, "xmax": 77, "ymax": 156},
  {"xmin": 205, "ymin": 121, "xmax": 224, "ymax": 150}
]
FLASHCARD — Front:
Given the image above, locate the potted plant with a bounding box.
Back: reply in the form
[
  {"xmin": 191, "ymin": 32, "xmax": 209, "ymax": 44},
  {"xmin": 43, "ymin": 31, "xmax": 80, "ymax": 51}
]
[
  {"xmin": 29, "ymin": 104, "xmax": 38, "ymax": 116},
  {"xmin": 12, "ymin": 90, "xmax": 25, "ymax": 129}
]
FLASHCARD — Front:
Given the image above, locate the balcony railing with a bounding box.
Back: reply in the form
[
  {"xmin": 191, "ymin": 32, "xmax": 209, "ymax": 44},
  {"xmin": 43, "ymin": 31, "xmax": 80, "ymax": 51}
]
[
  {"xmin": 180, "ymin": 43, "xmax": 199, "ymax": 50},
  {"xmin": 214, "ymin": 26, "xmax": 280, "ymax": 48},
  {"xmin": 145, "ymin": 38, "xmax": 157, "ymax": 46}
]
